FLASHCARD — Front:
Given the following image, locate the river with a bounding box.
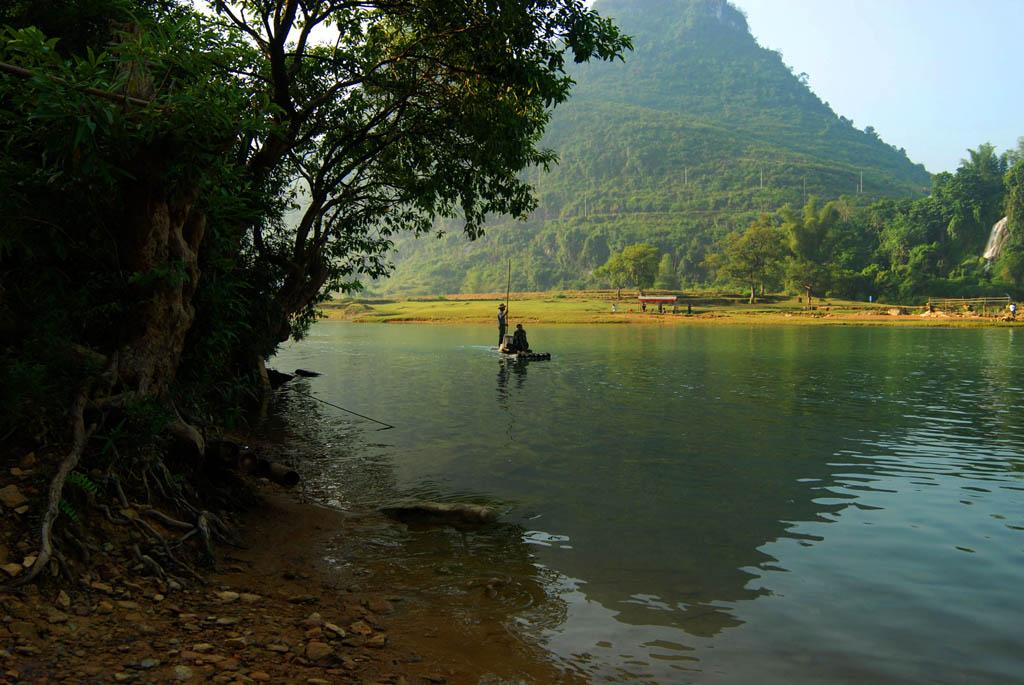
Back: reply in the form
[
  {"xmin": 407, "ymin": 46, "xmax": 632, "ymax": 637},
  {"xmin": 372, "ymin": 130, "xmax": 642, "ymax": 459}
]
[{"xmin": 262, "ymin": 322, "xmax": 1024, "ymax": 683}]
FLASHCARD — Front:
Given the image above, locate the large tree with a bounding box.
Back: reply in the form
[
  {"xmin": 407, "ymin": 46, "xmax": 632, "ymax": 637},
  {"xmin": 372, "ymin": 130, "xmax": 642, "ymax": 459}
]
[
  {"xmin": 711, "ymin": 218, "xmax": 788, "ymax": 303},
  {"xmin": 0, "ymin": 0, "xmax": 629, "ymax": 585},
  {"xmin": 207, "ymin": 0, "xmax": 631, "ymax": 349}
]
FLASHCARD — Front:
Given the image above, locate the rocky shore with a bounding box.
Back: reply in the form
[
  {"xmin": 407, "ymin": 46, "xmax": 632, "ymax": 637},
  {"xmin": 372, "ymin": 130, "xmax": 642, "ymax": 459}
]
[{"xmin": 1, "ymin": 481, "xmax": 570, "ymax": 684}]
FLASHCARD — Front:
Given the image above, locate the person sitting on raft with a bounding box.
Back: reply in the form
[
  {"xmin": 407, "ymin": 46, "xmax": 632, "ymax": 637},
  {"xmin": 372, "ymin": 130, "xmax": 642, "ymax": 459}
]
[{"xmin": 509, "ymin": 323, "xmax": 531, "ymax": 353}]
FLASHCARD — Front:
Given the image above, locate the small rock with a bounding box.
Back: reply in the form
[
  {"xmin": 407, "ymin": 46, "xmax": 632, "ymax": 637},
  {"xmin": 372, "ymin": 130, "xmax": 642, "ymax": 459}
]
[
  {"xmin": 1, "ymin": 563, "xmax": 22, "ymax": 578},
  {"xmin": 8, "ymin": 621, "xmax": 37, "ymax": 639},
  {"xmin": 301, "ymin": 612, "xmax": 323, "ymax": 627},
  {"xmin": 21, "ymin": 556, "xmax": 36, "ymax": 568},
  {"xmin": 248, "ymin": 672, "xmax": 271, "ymax": 682},
  {"xmin": 305, "ymin": 626, "xmax": 323, "ymax": 639},
  {"xmin": 113, "ymin": 672, "xmax": 136, "ymax": 682},
  {"xmin": 239, "ymin": 593, "xmax": 262, "ymax": 604},
  {"xmin": 307, "ymin": 679, "xmax": 331, "ymax": 685},
  {"xmin": 365, "ymin": 633, "xmax": 387, "ymax": 649},
  {"xmin": 46, "ymin": 608, "xmax": 70, "ymax": 624},
  {"xmin": 191, "ymin": 643, "xmax": 216, "ymax": 654},
  {"xmin": 91, "ymin": 581, "xmax": 114, "ymax": 594},
  {"xmin": 96, "ymin": 600, "xmax": 114, "ymax": 614},
  {"xmin": 265, "ymin": 644, "xmax": 289, "ymax": 653},
  {"xmin": 216, "ymin": 657, "xmax": 239, "ymax": 671},
  {"xmin": 13, "ymin": 506, "xmax": 29, "ymax": 515},
  {"xmin": 56, "ymin": 590, "xmax": 71, "ymax": 608},
  {"xmin": 287, "ymin": 594, "xmax": 316, "ymax": 604},
  {"xmin": 224, "ymin": 637, "xmax": 247, "ymax": 649},
  {"xmin": 0, "ymin": 485, "xmax": 28, "ymax": 509},
  {"xmin": 214, "ymin": 591, "xmax": 239, "ymax": 603},
  {"xmin": 305, "ymin": 641, "xmax": 333, "ymax": 661},
  {"xmin": 215, "ymin": 617, "xmax": 240, "ymax": 626},
  {"xmin": 363, "ymin": 597, "xmax": 394, "ymax": 615},
  {"xmin": 172, "ymin": 664, "xmax": 193, "ymax": 681},
  {"xmin": 9, "ymin": 467, "xmax": 24, "ymax": 478},
  {"xmin": 349, "ymin": 620, "xmax": 374, "ymax": 636},
  {"xmin": 139, "ymin": 658, "xmax": 160, "ymax": 669},
  {"xmin": 117, "ymin": 600, "xmax": 141, "ymax": 610},
  {"xmin": 323, "ymin": 622, "xmax": 346, "ymax": 638}
]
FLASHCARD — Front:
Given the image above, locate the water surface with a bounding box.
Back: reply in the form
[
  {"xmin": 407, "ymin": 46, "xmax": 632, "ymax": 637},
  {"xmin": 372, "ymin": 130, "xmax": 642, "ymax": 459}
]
[{"xmin": 264, "ymin": 322, "xmax": 1024, "ymax": 683}]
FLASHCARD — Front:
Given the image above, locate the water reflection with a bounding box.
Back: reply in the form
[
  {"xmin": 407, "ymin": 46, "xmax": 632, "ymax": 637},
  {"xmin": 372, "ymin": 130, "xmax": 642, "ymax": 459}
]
[{"xmin": 266, "ymin": 324, "xmax": 1024, "ymax": 683}]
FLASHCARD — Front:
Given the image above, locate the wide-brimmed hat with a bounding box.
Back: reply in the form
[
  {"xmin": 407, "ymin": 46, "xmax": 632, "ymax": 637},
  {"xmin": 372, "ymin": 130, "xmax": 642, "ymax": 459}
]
[{"xmin": 498, "ymin": 303, "xmax": 505, "ymax": 309}]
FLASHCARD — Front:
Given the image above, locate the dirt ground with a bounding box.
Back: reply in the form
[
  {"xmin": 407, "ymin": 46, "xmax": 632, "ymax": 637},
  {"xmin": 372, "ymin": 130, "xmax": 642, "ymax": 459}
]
[{"xmin": 1, "ymin": 480, "xmax": 571, "ymax": 684}]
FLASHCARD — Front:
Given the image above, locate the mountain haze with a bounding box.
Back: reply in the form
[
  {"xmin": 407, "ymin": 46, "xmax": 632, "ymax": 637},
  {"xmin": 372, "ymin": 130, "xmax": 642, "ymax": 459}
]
[{"xmin": 373, "ymin": 0, "xmax": 931, "ymax": 295}]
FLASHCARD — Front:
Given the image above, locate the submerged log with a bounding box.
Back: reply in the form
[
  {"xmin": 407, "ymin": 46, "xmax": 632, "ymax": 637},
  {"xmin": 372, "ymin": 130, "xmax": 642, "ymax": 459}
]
[
  {"xmin": 266, "ymin": 368, "xmax": 295, "ymax": 388},
  {"xmin": 251, "ymin": 458, "xmax": 300, "ymax": 488},
  {"xmin": 294, "ymin": 369, "xmax": 321, "ymax": 377},
  {"xmin": 381, "ymin": 502, "xmax": 499, "ymax": 527}
]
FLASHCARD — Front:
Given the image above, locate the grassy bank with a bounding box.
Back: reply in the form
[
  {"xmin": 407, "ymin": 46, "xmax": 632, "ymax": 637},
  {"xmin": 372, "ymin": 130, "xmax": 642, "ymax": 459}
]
[{"xmin": 320, "ymin": 290, "xmax": 1018, "ymax": 327}]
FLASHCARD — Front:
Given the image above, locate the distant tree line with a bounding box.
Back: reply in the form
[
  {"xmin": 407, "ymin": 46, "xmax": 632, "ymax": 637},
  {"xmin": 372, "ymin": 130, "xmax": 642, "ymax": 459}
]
[{"xmin": 587, "ymin": 142, "xmax": 1024, "ymax": 304}]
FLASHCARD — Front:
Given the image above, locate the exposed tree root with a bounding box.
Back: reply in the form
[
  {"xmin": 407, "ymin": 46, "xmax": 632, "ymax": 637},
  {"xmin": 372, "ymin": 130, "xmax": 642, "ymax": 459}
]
[{"xmin": 15, "ymin": 388, "xmax": 93, "ymax": 587}]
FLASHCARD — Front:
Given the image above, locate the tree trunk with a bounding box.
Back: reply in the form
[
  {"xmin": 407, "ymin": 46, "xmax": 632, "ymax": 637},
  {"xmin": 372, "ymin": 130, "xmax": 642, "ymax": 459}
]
[{"xmin": 117, "ymin": 150, "xmax": 205, "ymax": 403}]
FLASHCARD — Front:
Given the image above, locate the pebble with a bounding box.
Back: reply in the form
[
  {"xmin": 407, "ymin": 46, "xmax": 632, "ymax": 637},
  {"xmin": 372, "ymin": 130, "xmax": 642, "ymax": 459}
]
[
  {"xmin": 323, "ymin": 622, "xmax": 346, "ymax": 638},
  {"xmin": 57, "ymin": 590, "xmax": 71, "ymax": 608},
  {"xmin": 172, "ymin": 664, "xmax": 193, "ymax": 681},
  {"xmin": 248, "ymin": 672, "xmax": 271, "ymax": 682},
  {"xmin": 1, "ymin": 563, "xmax": 22, "ymax": 578},
  {"xmin": 97, "ymin": 600, "xmax": 114, "ymax": 614},
  {"xmin": 349, "ymin": 620, "xmax": 373, "ymax": 636},
  {"xmin": 363, "ymin": 597, "xmax": 394, "ymax": 614},
  {"xmin": 191, "ymin": 643, "xmax": 216, "ymax": 654},
  {"xmin": 139, "ymin": 658, "xmax": 160, "ymax": 669},
  {"xmin": 365, "ymin": 633, "xmax": 387, "ymax": 649},
  {"xmin": 215, "ymin": 591, "xmax": 239, "ymax": 603},
  {"xmin": 0, "ymin": 485, "xmax": 27, "ymax": 509},
  {"xmin": 305, "ymin": 641, "xmax": 333, "ymax": 661}
]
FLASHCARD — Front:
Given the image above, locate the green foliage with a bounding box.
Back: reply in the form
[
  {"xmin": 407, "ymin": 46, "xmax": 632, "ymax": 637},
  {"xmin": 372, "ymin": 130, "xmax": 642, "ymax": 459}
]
[
  {"xmin": 707, "ymin": 217, "xmax": 788, "ymax": 302},
  {"xmin": 654, "ymin": 253, "xmax": 679, "ymax": 290},
  {"xmin": 59, "ymin": 471, "xmax": 101, "ymax": 522},
  {"xmin": 67, "ymin": 471, "xmax": 100, "ymax": 496},
  {"xmin": 376, "ymin": 0, "xmax": 931, "ymax": 295}
]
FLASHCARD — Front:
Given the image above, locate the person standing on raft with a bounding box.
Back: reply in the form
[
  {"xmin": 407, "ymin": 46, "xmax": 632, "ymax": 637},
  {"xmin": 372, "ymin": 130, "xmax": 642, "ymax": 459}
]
[{"xmin": 497, "ymin": 303, "xmax": 508, "ymax": 346}]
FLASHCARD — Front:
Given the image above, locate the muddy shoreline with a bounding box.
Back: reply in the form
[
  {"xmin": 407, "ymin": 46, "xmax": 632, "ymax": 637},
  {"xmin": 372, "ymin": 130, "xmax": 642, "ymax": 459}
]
[{"xmin": 1, "ymin": 478, "xmax": 573, "ymax": 684}]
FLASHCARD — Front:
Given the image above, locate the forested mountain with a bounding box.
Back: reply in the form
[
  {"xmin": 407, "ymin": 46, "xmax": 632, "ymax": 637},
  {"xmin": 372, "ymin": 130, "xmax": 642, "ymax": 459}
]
[{"xmin": 374, "ymin": 0, "xmax": 932, "ymax": 295}]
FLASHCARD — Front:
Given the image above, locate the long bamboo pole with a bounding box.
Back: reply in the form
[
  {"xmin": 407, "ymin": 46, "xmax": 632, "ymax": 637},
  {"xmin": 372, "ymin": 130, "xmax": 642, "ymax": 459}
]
[{"xmin": 505, "ymin": 258, "xmax": 511, "ymax": 317}]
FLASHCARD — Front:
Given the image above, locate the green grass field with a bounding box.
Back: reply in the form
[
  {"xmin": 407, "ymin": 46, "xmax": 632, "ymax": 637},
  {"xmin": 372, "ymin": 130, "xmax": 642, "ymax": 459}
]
[{"xmin": 319, "ymin": 290, "xmax": 1018, "ymax": 327}]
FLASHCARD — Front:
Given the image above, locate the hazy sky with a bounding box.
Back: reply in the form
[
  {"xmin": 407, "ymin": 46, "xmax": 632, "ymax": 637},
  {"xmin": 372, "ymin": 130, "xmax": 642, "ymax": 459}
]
[{"xmin": 730, "ymin": 0, "xmax": 1023, "ymax": 174}]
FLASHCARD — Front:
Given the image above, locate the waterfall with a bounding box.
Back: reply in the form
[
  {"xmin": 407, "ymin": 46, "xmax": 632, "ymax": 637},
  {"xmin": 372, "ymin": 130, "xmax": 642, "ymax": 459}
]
[{"xmin": 983, "ymin": 216, "xmax": 1009, "ymax": 261}]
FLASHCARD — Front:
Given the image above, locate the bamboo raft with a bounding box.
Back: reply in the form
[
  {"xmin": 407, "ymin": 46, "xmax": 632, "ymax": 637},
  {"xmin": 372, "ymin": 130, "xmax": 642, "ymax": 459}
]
[{"xmin": 499, "ymin": 347, "xmax": 551, "ymax": 360}]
